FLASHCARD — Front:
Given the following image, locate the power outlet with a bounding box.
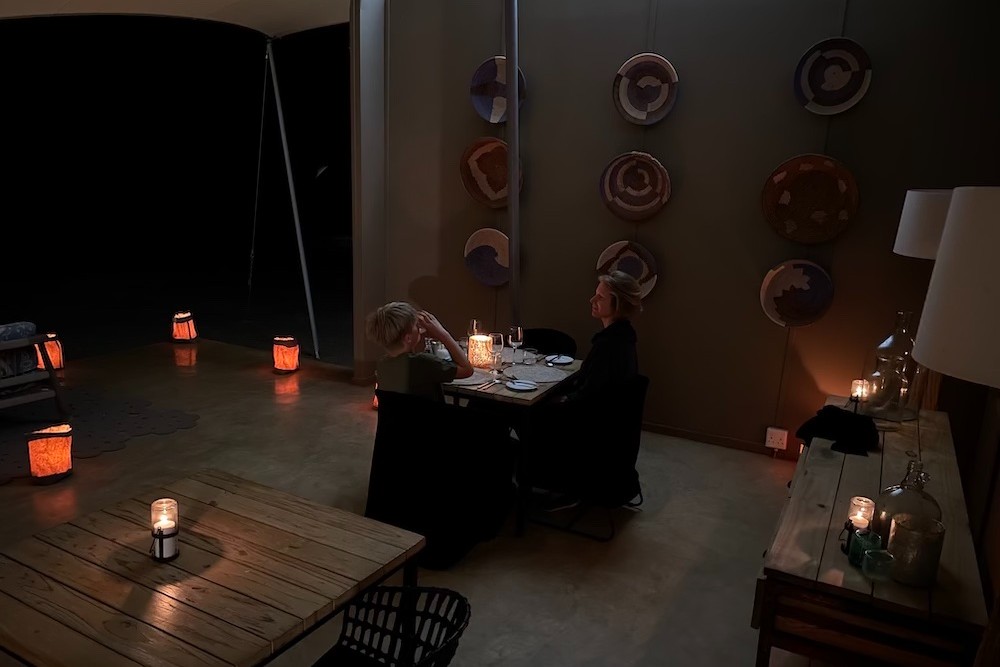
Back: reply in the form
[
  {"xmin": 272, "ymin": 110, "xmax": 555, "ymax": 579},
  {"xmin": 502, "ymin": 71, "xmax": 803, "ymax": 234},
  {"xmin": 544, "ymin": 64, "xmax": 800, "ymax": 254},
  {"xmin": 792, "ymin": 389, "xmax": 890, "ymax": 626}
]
[{"xmin": 765, "ymin": 427, "xmax": 788, "ymax": 450}]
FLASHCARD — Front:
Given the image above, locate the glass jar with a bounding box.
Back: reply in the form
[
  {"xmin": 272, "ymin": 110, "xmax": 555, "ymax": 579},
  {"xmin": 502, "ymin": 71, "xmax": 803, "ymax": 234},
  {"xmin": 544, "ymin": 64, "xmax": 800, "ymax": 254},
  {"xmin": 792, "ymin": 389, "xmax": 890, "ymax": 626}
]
[
  {"xmin": 873, "ymin": 460, "xmax": 942, "ymax": 545},
  {"xmin": 864, "ymin": 311, "xmax": 920, "ymax": 421}
]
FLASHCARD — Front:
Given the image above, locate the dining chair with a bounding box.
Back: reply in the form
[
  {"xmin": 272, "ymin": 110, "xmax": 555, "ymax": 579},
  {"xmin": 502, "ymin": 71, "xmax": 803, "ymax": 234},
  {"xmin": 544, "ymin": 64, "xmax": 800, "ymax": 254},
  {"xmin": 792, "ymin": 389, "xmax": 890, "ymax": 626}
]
[
  {"xmin": 315, "ymin": 585, "xmax": 471, "ymax": 667},
  {"xmin": 366, "ymin": 389, "xmax": 515, "ymax": 568},
  {"xmin": 521, "ymin": 327, "xmax": 578, "ymax": 358},
  {"xmin": 527, "ymin": 374, "xmax": 650, "ymax": 541}
]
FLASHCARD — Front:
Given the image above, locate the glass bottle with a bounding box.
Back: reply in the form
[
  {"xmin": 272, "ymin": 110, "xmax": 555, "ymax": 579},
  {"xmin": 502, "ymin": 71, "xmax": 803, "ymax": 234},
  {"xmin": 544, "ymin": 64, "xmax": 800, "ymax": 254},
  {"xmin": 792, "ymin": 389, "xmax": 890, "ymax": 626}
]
[
  {"xmin": 873, "ymin": 460, "xmax": 942, "ymax": 546},
  {"xmin": 864, "ymin": 311, "xmax": 919, "ymax": 421}
]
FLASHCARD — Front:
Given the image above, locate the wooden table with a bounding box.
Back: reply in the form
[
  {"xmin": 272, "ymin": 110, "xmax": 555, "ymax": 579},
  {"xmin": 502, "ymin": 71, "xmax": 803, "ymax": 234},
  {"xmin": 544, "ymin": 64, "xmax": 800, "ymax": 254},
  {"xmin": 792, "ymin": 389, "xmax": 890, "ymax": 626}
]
[
  {"xmin": 0, "ymin": 469, "xmax": 425, "ymax": 666},
  {"xmin": 752, "ymin": 398, "xmax": 987, "ymax": 666}
]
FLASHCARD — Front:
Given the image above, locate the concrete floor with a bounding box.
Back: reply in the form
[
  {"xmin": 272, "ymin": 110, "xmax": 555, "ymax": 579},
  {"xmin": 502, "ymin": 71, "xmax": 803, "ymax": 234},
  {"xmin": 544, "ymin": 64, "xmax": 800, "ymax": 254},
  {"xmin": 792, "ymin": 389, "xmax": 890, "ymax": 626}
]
[{"xmin": 0, "ymin": 340, "xmax": 801, "ymax": 666}]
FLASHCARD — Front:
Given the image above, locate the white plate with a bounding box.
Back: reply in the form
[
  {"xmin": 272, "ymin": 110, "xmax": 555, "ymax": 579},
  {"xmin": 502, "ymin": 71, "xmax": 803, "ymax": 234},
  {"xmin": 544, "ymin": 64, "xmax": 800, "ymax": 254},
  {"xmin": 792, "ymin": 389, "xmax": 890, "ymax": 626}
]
[
  {"xmin": 505, "ymin": 380, "xmax": 538, "ymax": 392},
  {"xmin": 545, "ymin": 355, "xmax": 574, "ymax": 365}
]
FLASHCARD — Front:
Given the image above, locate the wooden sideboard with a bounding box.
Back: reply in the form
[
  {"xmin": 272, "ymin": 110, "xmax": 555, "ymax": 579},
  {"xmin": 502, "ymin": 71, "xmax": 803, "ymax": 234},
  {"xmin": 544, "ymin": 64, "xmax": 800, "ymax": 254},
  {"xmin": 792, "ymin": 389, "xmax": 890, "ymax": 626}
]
[{"xmin": 753, "ymin": 397, "xmax": 987, "ymax": 666}]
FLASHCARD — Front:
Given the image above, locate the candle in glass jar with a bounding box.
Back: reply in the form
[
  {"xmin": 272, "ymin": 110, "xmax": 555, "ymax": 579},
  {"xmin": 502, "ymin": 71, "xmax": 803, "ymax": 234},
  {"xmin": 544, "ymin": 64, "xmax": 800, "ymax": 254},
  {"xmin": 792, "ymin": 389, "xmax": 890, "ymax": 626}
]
[
  {"xmin": 848, "ymin": 496, "xmax": 875, "ymax": 524},
  {"xmin": 468, "ymin": 334, "xmax": 493, "ymax": 369},
  {"xmin": 851, "ymin": 379, "xmax": 869, "ymax": 401}
]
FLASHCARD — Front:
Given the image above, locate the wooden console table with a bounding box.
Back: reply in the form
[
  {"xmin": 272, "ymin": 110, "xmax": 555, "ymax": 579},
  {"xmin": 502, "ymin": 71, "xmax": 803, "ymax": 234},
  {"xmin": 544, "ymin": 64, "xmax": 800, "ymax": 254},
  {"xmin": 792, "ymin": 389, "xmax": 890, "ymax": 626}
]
[{"xmin": 752, "ymin": 398, "xmax": 987, "ymax": 666}]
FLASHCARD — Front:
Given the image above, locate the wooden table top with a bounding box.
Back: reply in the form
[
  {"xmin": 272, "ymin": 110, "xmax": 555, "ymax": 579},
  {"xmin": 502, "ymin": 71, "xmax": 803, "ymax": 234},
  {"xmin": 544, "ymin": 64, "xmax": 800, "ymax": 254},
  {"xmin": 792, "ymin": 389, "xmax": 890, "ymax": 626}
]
[
  {"xmin": 763, "ymin": 397, "xmax": 987, "ymax": 630},
  {"xmin": 444, "ymin": 358, "xmax": 581, "ymax": 407},
  {"xmin": 0, "ymin": 469, "xmax": 425, "ymax": 667}
]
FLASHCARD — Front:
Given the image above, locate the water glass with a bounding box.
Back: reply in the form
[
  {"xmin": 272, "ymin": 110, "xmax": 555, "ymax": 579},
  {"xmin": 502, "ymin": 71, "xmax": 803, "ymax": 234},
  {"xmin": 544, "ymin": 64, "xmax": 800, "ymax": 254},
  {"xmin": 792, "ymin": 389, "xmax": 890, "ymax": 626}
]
[
  {"xmin": 523, "ymin": 348, "xmax": 538, "ymax": 365},
  {"xmin": 490, "ymin": 350, "xmax": 504, "ymax": 379}
]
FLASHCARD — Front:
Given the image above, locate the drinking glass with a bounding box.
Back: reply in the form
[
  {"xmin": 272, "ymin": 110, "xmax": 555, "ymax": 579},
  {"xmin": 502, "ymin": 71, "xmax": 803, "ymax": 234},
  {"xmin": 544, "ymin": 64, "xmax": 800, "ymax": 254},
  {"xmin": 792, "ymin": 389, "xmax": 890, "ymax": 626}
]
[
  {"xmin": 490, "ymin": 333, "xmax": 504, "ymax": 354},
  {"xmin": 523, "ymin": 348, "xmax": 538, "ymax": 365},
  {"xmin": 490, "ymin": 350, "xmax": 504, "ymax": 381},
  {"xmin": 508, "ymin": 326, "xmax": 524, "ymax": 363},
  {"xmin": 468, "ymin": 319, "xmax": 483, "ymax": 337}
]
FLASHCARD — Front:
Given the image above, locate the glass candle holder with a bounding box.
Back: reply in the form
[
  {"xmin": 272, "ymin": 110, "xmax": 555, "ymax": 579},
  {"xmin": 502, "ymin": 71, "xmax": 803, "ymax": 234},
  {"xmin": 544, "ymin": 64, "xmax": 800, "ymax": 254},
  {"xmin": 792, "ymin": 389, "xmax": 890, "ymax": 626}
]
[
  {"xmin": 861, "ymin": 549, "xmax": 894, "ymax": 582},
  {"xmin": 848, "ymin": 527, "xmax": 882, "ymax": 567},
  {"xmin": 849, "ymin": 496, "xmax": 875, "ymax": 524}
]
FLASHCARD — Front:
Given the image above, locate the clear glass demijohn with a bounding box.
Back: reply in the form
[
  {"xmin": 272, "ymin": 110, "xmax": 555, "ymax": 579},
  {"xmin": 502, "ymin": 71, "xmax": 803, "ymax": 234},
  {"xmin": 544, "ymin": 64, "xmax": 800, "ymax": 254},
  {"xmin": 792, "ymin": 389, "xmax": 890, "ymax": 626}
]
[
  {"xmin": 864, "ymin": 311, "xmax": 924, "ymax": 421},
  {"xmin": 873, "ymin": 460, "xmax": 942, "ymax": 545}
]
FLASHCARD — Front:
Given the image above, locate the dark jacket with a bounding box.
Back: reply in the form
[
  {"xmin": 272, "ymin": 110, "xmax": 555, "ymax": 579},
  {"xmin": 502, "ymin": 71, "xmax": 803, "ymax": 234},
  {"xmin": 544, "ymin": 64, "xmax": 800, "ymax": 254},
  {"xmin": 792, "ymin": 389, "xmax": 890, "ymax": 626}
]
[{"xmin": 563, "ymin": 318, "xmax": 638, "ymax": 404}]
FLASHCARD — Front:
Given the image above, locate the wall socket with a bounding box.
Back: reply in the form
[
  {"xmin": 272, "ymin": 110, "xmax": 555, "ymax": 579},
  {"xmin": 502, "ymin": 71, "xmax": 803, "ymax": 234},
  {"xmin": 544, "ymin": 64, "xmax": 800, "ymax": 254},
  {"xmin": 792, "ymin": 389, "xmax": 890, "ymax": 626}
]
[{"xmin": 765, "ymin": 427, "xmax": 788, "ymax": 450}]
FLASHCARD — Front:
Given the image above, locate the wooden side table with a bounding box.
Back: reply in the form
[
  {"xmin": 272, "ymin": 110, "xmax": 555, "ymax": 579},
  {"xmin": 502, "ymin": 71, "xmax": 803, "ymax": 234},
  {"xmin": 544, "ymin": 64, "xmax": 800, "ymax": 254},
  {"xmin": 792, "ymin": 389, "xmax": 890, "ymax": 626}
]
[{"xmin": 752, "ymin": 398, "xmax": 987, "ymax": 665}]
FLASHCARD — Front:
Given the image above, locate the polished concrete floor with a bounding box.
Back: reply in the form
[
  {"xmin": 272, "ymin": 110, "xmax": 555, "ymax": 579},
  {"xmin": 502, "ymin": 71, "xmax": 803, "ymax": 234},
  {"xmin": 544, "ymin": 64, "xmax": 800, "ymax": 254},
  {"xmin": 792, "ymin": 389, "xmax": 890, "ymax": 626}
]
[{"xmin": 0, "ymin": 340, "xmax": 801, "ymax": 666}]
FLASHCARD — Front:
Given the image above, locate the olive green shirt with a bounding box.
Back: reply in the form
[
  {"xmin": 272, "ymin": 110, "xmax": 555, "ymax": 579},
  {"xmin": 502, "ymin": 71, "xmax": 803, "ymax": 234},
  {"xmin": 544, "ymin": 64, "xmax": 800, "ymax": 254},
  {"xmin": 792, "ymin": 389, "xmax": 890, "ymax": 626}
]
[{"xmin": 376, "ymin": 352, "xmax": 458, "ymax": 402}]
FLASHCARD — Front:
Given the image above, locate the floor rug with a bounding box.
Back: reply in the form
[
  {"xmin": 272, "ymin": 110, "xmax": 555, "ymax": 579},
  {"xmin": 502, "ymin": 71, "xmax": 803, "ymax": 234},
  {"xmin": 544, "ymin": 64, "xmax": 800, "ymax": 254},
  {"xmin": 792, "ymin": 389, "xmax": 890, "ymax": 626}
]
[{"xmin": 0, "ymin": 386, "xmax": 199, "ymax": 484}]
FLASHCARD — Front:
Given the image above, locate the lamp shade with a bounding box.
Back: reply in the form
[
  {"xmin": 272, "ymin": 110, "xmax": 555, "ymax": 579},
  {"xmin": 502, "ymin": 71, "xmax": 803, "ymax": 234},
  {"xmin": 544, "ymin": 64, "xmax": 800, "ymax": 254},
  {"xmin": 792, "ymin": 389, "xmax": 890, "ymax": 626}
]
[
  {"xmin": 913, "ymin": 186, "xmax": 1000, "ymax": 389},
  {"xmin": 893, "ymin": 189, "xmax": 953, "ymax": 259}
]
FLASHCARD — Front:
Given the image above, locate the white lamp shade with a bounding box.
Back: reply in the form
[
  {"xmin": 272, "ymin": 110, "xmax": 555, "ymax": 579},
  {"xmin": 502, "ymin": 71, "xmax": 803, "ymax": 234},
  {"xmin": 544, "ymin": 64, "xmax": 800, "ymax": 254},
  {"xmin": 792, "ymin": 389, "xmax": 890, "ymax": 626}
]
[
  {"xmin": 912, "ymin": 187, "xmax": 1000, "ymax": 389},
  {"xmin": 893, "ymin": 189, "xmax": 953, "ymax": 259}
]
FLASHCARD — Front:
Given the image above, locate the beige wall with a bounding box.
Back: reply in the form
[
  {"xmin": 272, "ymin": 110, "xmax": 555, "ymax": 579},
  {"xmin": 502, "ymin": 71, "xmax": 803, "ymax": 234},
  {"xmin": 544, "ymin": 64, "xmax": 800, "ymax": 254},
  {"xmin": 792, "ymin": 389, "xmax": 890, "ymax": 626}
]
[{"xmin": 358, "ymin": 0, "xmax": 1000, "ymax": 453}]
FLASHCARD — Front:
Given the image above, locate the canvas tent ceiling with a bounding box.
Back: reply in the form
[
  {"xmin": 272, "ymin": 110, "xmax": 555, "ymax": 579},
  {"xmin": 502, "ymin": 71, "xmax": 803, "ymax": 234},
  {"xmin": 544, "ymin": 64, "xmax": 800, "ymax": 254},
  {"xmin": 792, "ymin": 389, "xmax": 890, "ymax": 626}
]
[{"xmin": 0, "ymin": 0, "xmax": 349, "ymax": 37}]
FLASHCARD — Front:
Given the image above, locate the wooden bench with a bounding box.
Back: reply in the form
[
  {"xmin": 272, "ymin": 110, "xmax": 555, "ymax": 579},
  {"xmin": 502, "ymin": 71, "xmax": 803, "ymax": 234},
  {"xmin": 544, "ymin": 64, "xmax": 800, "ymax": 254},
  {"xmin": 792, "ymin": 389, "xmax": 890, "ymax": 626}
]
[
  {"xmin": 0, "ymin": 334, "xmax": 67, "ymax": 413},
  {"xmin": 752, "ymin": 397, "xmax": 987, "ymax": 665}
]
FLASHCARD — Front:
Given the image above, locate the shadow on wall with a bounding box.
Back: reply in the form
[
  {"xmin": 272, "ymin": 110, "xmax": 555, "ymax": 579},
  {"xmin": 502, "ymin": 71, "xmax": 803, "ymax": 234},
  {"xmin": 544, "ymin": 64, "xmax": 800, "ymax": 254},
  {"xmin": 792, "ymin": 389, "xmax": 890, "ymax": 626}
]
[{"xmin": 777, "ymin": 336, "xmax": 824, "ymax": 456}]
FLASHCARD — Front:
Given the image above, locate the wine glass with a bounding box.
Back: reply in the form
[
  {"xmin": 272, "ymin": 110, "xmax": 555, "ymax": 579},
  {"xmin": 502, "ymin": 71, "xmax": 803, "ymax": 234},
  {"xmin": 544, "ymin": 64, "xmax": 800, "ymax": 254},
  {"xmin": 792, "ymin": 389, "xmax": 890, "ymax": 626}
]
[
  {"xmin": 508, "ymin": 326, "xmax": 524, "ymax": 363},
  {"xmin": 468, "ymin": 319, "xmax": 483, "ymax": 337},
  {"xmin": 490, "ymin": 350, "xmax": 504, "ymax": 382}
]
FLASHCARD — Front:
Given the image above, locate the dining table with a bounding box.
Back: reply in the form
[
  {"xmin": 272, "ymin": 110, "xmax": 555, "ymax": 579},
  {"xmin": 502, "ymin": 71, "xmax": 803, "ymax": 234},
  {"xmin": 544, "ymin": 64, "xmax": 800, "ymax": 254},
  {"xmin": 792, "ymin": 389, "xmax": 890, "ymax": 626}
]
[
  {"xmin": 0, "ymin": 469, "xmax": 425, "ymax": 666},
  {"xmin": 443, "ymin": 349, "xmax": 581, "ymax": 407}
]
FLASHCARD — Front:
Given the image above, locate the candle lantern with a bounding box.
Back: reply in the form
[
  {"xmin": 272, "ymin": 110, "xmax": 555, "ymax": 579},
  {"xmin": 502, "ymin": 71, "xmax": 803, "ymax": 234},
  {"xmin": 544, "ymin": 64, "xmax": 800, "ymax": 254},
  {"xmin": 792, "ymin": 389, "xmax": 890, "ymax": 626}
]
[
  {"xmin": 150, "ymin": 498, "xmax": 180, "ymax": 562},
  {"xmin": 841, "ymin": 496, "xmax": 875, "ymax": 554},
  {"xmin": 848, "ymin": 379, "xmax": 869, "ymax": 413},
  {"xmin": 35, "ymin": 333, "xmax": 64, "ymax": 371},
  {"xmin": 272, "ymin": 336, "xmax": 300, "ymax": 373},
  {"xmin": 373, "ymin": 382, "xmax": 379, "ymax": 410},
  {"xmin": 468, "ymin": 334, "xmax": 493, "ymax": 369},
  {"xmin": 27, "ymin": 424, "xmax": 73, "ymax": 484},
  {"xmin": 172, "ymin": 311, "xmax": 198, "ymax": 342}
]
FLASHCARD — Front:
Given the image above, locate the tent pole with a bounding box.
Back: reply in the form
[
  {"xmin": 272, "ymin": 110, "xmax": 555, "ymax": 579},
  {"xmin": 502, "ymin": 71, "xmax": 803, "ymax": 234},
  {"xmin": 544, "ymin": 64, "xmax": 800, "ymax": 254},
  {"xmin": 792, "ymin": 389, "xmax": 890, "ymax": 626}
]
[
  {"xmin": 505, "ymin": 0, "xmax": 520, "ymax": 325},
  {"xmin": 267, "ymin": 39, "xmax": 321, "ymax": 359}
]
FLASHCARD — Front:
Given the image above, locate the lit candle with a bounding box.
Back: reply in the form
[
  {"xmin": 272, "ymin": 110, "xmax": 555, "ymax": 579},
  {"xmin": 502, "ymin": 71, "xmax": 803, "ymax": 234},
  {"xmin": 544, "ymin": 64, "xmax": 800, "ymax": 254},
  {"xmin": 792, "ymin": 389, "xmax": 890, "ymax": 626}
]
[
  {"xmin": 850, "ymin": 379, "xmax": 869, "ymax": 401},
  {"xmin": 850, "ymin": 517, "xmax": 870, "ymax": 532},
  {"xmin": 468, "ymin": 334, "xmax": 493, "ymax": 369},
  {"xmin": 150, "ymin": 498, "xmax": 179, "ymax": 562},
  {"xmin": 848, "ymin": 496, "xmax": 875, "ymax": 523}
]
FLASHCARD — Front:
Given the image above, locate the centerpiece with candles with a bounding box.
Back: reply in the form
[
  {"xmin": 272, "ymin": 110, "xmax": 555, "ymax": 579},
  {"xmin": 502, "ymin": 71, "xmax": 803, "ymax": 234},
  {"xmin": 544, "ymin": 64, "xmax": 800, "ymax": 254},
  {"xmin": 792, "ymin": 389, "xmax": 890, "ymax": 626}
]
[{"xmin": 150, "ymin": 498, "xmax": 180, "ymax": 562}]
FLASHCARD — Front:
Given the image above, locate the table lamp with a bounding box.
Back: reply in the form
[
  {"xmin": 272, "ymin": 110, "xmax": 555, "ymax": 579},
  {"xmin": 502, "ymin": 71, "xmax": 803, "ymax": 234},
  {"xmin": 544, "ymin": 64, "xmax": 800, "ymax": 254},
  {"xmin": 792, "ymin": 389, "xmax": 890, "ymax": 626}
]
[
  {"xmin": 912, "ymin": 187, "xmax": 1000, "ymax": 391},
  {"xmin": 893, "ymin": 189, "xmax": 953, "ymax": 259}
]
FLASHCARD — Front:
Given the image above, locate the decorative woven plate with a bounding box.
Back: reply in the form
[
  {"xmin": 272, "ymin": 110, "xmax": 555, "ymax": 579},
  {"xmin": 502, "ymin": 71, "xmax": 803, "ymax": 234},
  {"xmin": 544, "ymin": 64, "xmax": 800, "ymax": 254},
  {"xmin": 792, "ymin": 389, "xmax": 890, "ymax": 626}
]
[
  {"xmin": 762, "ymin": 153, "xmax": 859, "ymax": 244},
  {"xmin": 460, "ymin": 137, "xmax": 522, "ymax": 209},
  {"xmin": 600, "ymin": 151, "xmax": 671, "ymax": 221},
  {"xmin": 464, "ymin": 228, "xmax": 510, "ymax": 287},
  {"xmin": 613, "ymin": 52, "xmax": 678, "ymax": 125},
  {"xmin": 794, "ymin": 37, "xmax": 872, "ymax": 115},
  {"xmin": 596, "ymin": 240, "xmax": 658, "ymax": 298},
  {"xmin": 760, "ymin": 259, "xmax": 834, "ymax": 327},
  {"xmin": 470, "ymin": 56, "xmax": 526, "ymax": 124}
]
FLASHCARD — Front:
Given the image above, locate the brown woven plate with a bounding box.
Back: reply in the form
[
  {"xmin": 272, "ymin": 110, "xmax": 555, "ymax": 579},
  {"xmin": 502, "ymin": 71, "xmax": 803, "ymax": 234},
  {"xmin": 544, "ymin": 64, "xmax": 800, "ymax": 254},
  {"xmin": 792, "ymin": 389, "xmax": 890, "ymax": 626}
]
[
  {"xmin": 762, "ymin": 153, "xmax": 859, "ymax": 244},
  {"xmin": 460, "ymin": 137, "xmax": 523, "ymax": 209}
]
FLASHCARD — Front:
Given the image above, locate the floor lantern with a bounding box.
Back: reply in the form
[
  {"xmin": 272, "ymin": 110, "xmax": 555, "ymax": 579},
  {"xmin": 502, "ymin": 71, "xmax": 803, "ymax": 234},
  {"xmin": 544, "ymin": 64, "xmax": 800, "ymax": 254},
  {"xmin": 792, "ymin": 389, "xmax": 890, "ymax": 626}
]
[
  {"xmin": 28, "ymin": 424, "xmax": 73, "ymax": 484},
  {"xmin": 35, "ymin": 332, "xmax": 64, "ymax": 370},
  {"xmin": 172, "ymin": 311, "xmax": 198, "ymax": 342},
  {"xmin": 273, "ymin": 336, "xmax": 299, "ymax": 373}
]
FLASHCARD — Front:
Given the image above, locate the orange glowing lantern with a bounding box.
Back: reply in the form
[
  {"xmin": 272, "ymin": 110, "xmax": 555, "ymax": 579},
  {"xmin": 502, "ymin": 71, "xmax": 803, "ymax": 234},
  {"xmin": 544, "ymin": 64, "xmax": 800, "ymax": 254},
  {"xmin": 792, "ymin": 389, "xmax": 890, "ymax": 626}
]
[
  {"xmin": 35, "ymin": 332, "xmax": 64, "ymax": 370},
  {"xmin": 373, "ymin": 382, "xmax": 379, "ymax": 410},
  {"xmin": 172, "ymin": 311, "xmax": 198, "ymax": 342},
  {"xmin": 27, "ymin": 424, "xmax": 73, "ymax": 484},
  {"xmin": 272, "ymin": 336, "xmax": 300, "ymax": 373}
]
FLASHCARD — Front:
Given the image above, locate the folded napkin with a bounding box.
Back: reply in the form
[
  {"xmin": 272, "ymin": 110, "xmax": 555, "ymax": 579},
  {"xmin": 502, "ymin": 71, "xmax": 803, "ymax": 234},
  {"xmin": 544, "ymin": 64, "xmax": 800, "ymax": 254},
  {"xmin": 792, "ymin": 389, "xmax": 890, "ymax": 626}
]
[{"xmin": 447, "ymin": 370, "xmax": 493, "ymax": 386}]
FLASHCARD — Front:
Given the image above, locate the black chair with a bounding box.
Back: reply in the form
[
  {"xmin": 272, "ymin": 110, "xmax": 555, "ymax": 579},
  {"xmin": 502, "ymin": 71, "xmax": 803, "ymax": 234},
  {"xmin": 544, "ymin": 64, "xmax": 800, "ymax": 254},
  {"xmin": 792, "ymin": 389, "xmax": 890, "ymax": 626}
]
[
  {"xmin": 527, "ymin": 374, "xmax": 650, "ymax": 541},
  {"xmin": 316, "ymin": 586, "xmax": 471, "ymax": 667},
  {"xmin": 366, "ymin": 390, "xmax": 515, "ymax": 569},
  {"xmin": 522, "ymin": 328, "xmax": 578, "ymax": 358}
]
